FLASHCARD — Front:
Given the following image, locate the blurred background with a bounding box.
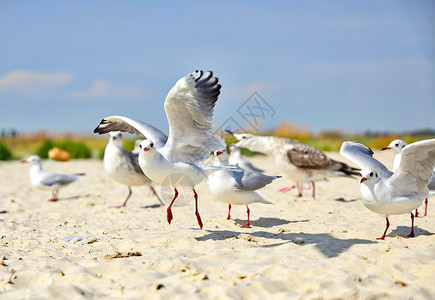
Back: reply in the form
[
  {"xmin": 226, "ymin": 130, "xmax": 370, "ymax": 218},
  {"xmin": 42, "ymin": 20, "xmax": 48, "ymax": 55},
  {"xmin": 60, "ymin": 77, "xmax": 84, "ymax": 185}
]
[{"xmin": 1, "ymin": 1, "xmax": 434, "ymax": 159}]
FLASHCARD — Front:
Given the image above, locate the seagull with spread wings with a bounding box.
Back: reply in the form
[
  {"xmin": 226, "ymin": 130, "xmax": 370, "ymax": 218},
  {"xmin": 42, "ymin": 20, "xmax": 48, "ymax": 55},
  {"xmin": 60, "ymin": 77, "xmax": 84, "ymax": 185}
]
[
  {"xmin": 381, "ymin": 139, "xmax": 435, "ymax": 217},
  {"xmin": 340, "ymin": 139, "xmax": 435, "ymax": 239},
  {"xmin": 94, "ymin": 70, "xmax": 227, "ymax": 229}
]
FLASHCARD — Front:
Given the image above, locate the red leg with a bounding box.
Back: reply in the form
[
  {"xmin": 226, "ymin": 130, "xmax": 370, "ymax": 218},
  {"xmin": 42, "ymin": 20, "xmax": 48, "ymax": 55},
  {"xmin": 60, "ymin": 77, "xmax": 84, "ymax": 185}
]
[
  {"xmin": 415, "ymin": 208, "xmax": 419, "ymax": 218},
  {"xmin": 407, "ymin": 212, "xmax": 415, "ymax": 237},
  {"xmin": 377, "ymin": 217, "xmax": 389, "ymax": 240},
  {"xmin": 193, "ymin": 189, "xmax": 203, "ymax": 229},
  {"xmin": 241, "ymin": 206, "xmax": 252, "ymax": 228},
  {"xmin": 226, "ymin": 204, "xmax": 231, "ymax": 220},
  {"xmin": 50, "ymin": 190, "xmax": 58, "ymax": 202},
  {"xmin": 279, "ymin": 185, "xmax": 297, "ymax": 193},
  {"xmin": 166, "ymin": 188, "xmax": 178, "ymax": 224},
  {"xmin": 423, "ymin": 198, "xmax": 428, "ymax": 217}
]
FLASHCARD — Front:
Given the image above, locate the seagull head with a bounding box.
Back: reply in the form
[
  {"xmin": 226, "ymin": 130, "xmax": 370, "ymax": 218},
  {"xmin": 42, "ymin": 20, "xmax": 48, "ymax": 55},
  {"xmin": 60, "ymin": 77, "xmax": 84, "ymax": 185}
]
[
  {"xmin": 109, "ymin": 131, "xmax": 123, "ymax": 147},
  {"xmin": 381, "ymin": 139, "xmax": 407, "ymax": 154},
  {"xmin": 22, "ymin": 155, "xmax": 42, "ymax": 165},
  {"xmin": 232, "ymin": 132, "xmax": 257, "ymax": 150},
  {"xmin": 139, "ymin": 140, "xmax": 155, "ymax": 153},
  {"xmin": 360, "ymin": 168, "xmax": 379, "ymax": 185},
  {"xmin": 214, "ymin": 149, "xmax": 229, "ymax": 165}
]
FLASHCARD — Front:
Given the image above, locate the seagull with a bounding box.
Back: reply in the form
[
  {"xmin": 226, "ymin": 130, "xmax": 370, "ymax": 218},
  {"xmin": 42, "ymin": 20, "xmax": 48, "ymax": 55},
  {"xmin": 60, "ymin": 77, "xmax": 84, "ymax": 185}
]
[
  {"xmin": 340, "ymin": 139, "xmax": 435, "ymax": 239},
  {"xmin": 381, "ymin": 139, "xmax": 435, "ymax": 217},
  {"xmin": 103, "ymin": 132, "xmax": 163, "ymax": 208},
  {"xmin": 206, "ymin": 149, "xmax": 278, "ymax": 228},
  {"xmin": 228, "ymin": 144, "xmax": 264, "ymax": 172},
  {"xmin": 22, "ymin": 155, "xmax": 85, "ymax": 201},
  {"xmin": 230, "ymin": 132, "xmax": 360, "ymax": 200},
  {"xmin": 94, "ymin": 70, "xmax": 227, "ymax": 229}
]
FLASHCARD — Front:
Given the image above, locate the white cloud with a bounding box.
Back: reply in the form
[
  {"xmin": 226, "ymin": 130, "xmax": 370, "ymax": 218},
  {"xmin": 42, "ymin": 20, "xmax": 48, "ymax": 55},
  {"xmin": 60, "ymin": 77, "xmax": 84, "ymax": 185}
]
[
  {"xmin": 0, "ymin": 70, "xmax": 74, "ymax": 94},
  {"xmin": 66, "ymin": 79, "xmax": 145, "ymax": 100}
]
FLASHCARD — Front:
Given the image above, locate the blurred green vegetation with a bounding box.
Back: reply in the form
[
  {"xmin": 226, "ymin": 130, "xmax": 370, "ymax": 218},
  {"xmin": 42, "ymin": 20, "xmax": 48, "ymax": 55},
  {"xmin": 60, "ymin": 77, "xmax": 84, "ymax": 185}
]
[
  {"xmin": 0, "ymin": 140, "xmax": 13, "ymax": 160},
  {"xmin": 0, "ymin": 125, "xmax": 433, "ymax": 160}
]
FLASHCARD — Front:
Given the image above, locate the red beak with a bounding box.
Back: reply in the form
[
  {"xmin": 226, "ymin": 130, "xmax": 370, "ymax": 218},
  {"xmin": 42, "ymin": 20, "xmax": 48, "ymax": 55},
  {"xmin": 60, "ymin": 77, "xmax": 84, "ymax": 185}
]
[
  {"xmin": 22, "ymin": 160, "xmax": 28, "ymax": 163},
  {"xmin": 216, "ymin": 151, "xmax": 222, "ymax": 156},
  {"xmin": 360, "ymin": 177, "xmax": 367, "ymax": 183},
  {"xmin": 143, "ymin": 147, "xmax": 150, "ymax": 152},
  {"xmin": 380, "ymin": 147, "xmax": 390, "ymax": 151}
]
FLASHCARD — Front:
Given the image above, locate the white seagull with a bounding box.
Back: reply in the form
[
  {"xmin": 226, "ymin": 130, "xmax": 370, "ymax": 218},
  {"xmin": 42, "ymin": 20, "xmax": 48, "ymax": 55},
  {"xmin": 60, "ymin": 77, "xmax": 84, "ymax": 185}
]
[
  {"xmin": 230, "ymin": 132, "xmax": 360, "ymax": 200},
  {"xmin": 94, "ymin": 70, "xmax": 227, "ymax": 229},
  {"xmin": 228, "ymin": 144, "xmax": 264, "ymax": 172},
  {"xmin": 103, "ymin": 132, "xmax": 163, "ymax": 208},
  {"xmin": 206, "ymin": 149, "xmax": 278, "ymax": 228},
  {"xmin": 381, "ymin": 139, "xmax": 435, "ymax": 217},
  {"xmin": 340, "ymin": 139, "xmax": 435, "ymax": 239},
  {"xmin": 22, "ymin": 155, "xmax": 85, "ymax": 201}
]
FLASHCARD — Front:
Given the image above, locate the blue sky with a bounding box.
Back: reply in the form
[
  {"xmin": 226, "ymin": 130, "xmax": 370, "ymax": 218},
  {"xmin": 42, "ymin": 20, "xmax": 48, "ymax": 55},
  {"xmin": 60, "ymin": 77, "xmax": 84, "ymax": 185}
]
[{"xmin": 1, "ymin": 1, "xmax": 434, "ymax": 135}]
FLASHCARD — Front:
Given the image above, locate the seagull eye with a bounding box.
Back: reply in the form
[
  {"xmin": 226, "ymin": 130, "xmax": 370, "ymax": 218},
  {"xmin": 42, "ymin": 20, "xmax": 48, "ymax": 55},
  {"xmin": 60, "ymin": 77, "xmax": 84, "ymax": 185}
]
[
  {"xmin": 395, "ymin": 143, "xmax": 399, "ymax": 147},
  {"xmin": 150, "ymin": 142, "xmax": 153, "ymax": 148},
  {"xmin": 369, "ymin": 172, "xmax": 373, "ymax": 177}
]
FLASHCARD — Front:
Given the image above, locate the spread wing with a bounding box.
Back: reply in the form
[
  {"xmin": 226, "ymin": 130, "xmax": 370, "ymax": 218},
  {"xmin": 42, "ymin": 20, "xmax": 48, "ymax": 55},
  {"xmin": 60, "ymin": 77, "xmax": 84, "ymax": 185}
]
[
  {"xmin": 340, "ymin": 141, "xmax": 392, "ymax": 179},
  {"xmin": 94, "ymin": 116, "xmax": 168, "ymax": 149},
  {"xmin": 162, "ymin": 70, "xmax": 226, "ymax": 163},
  {"xmin": 389, "ymin": 139, "xmax": 435, "ymax": 194}
]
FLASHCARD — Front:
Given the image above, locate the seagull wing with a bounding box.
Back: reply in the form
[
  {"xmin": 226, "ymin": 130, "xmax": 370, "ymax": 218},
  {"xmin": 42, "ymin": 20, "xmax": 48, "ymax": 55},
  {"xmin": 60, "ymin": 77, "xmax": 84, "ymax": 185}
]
[
  {"xmin": 162, "ymin": 70, "xmax": 226, "ymax": 163},
  {"xmin": 340, "ymin": 141, "xmax": 392, "ymax": 179},
  {"xmin": 40, "ymin": 172, "xmax": 80, "ymax": 187},
  {"xmin": 389, "ymin": 139, "xmax": 435, "ymax": 194},
  {"xmin": 234, "ymin": 171, "xmax": 278, "ymax": 191},
  {"xmin": 94, "ymin": 116, "xmax": 168, "ymax": 149}
]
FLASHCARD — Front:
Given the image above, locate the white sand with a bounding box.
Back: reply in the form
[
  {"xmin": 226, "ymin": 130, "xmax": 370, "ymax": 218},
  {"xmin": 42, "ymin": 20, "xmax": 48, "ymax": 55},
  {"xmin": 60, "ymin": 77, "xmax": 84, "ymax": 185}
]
[{"xmin": 1, "ymin": 151, "xmax": 434, "ymax": 299}]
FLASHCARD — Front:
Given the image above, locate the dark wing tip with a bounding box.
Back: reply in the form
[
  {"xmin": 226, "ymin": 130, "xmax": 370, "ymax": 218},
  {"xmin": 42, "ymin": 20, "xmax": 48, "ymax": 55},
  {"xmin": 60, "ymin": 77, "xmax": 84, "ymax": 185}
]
[{"xmin": 93, "ymin": 119, "xmax": 108, "ymax": 134}]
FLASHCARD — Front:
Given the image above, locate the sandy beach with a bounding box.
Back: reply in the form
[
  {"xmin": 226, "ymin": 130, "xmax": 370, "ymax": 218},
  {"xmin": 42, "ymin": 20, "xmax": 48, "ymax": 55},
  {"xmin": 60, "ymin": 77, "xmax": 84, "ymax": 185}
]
[{"xmin": 1, "ymin": 151, "xmax": 434, "ymax": 299}]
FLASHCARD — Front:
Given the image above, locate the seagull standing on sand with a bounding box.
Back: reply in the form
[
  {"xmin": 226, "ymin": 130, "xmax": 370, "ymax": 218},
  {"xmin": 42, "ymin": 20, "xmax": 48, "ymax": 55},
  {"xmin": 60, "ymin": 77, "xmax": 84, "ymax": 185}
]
[
  {"xmin": 22, "ymin": 155, "xmax": 85, "ymax": 201},
  {"xmin": 381, "ymin": 139, "xmax": 435, "ymax": 217},
  {"xmin": 94, "ymin": 70, "xmax": 227, "ymax": 229},
  {"xmin": 103, "ymin": 132, "xmax": 163, "ymax": 208},
  {"xmin": 230, "ymin": 132, "xmax": 359, "ymax": 200},
  {"xmin": 340, "ymin": 139, "xmax": 435, "ymax": 239},
  {"xmin": 206, "ymin": 149, "xmax": 278, "ymax": 228}
]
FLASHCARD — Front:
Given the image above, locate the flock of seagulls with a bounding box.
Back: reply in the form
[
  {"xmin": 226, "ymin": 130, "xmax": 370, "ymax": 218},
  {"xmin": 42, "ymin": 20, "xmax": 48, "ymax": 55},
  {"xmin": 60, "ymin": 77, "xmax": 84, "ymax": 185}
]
[{"xmin": 20, "ymin": 70, "xmax": 435, "ymax": 240}]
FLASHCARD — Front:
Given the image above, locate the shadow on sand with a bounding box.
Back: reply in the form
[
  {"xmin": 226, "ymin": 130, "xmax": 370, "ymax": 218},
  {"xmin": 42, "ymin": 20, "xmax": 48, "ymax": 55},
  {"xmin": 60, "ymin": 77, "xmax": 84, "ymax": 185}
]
[{"xmin": 196, "ymin": 226, "xmax": 376, "ymax": 258}]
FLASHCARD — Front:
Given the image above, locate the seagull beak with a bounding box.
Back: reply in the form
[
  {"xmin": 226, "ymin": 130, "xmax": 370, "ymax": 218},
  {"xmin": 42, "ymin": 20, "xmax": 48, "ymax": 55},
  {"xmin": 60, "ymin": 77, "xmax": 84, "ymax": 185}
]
[
  {"xmin": 216, "ymin": 151, "xmax": 222, "ymax": 156},
  {"xmin": 380, "ymin": 147, "xmax": 390, "ymax": 151},
  {"xmin": 225, "ymin": 129, "xmax": 235, "ymax": 136},
  {"xmin": 143, "ymin": 147, "xmax": 150, "ymax": 152},
  {"xmin": 360, "ymin": 177, "xmax": 367, "ymax": 183},
  {"xmin": 22, "ymin": 160, "xmax": 28, "ymax": 163}
]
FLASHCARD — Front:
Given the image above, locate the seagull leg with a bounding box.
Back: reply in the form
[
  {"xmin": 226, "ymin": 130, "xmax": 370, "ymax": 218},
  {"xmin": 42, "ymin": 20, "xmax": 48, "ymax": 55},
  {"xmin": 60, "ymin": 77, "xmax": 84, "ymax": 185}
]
[
  {"xmin": 407, "ymin": 212, "xmax": 415, "ymax": 237},
  {"xmin": 297, "ymin": 184, "xmax": 303, "ymax": 197},
  {"xmin": 279, "ymin": 185, "xmax": 297, "ymax": 193},
  {"xmin": 377, "ymin": 217, "xmax": 390, "ymax": 240},
  {"xmin": 149, "ymin": 185, "xmax": 164, "ymax": 206},
  {"xmin": 110, "ymin": 186, "xmax": 132, "ymax": 208},
  {"xmin": 193, "ymin": 189, "xmax": 203, "ymax": 229},
  {"xmin": 166, "ymin": 188, "xmax": 179, "ymax": 225},
  {"xmin": 311, "ymin": 181, "xmax": 316, "ymax": 201},
  {"xmin": 423, "ymin": 198, "xmax": 428, "ymax": 217},
  {"xmin": 241, "ymin": 206, "xmax": 252, "ymax": 228},
  {"xmin": 227, "ymin": 204, "xmax": 232, "ymax": 220},
  {"xmin": 415, "ymin": 209, "xmax": 419, "ymax": 218},
  {"xmin": 50, "ymin": 190, "xmax": 58, "ymax": 202}
]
